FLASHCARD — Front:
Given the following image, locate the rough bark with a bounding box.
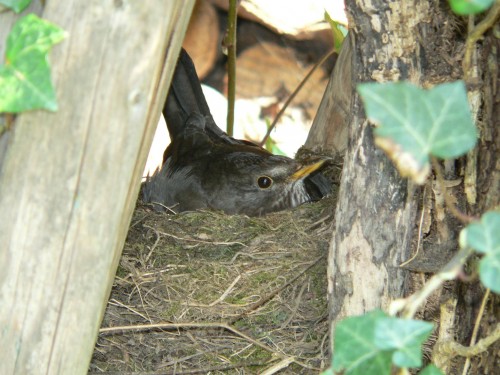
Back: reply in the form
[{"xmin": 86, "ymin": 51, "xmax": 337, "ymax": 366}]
[
  {"xmin": 448, "ymin": 26, "xmax": 500, "ymax": 375},
  {"xmin": 305, "ymin": 34, "xmax": 353, "ymax": 154},
  {"xmin": 316, "ymin": 0, "xmax": 499, "ymax": 371},
  {"xmin": 327, "ymin": 0, "xmax": 430, "ymax": 330}
]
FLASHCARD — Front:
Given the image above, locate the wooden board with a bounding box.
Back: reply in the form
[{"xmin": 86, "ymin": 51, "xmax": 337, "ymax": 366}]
[{"xmin": 0, "ymin": 1, "xmax": 194, "ymax": 374}]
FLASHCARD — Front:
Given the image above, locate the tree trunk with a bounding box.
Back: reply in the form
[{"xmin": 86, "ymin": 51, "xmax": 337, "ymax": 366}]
[
  {"xmin": 327, "ymin": 0, "xmax": 429, "ymax": 329},
  {"xmin": 304, "ymin": 33, "xmax": 352, "ymax": 154},
  {"xmin": 314, "ymin": 0, "xmax": 499, "ymax": 372}
]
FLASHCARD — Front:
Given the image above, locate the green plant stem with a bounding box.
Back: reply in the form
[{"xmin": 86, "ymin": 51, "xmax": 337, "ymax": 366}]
[
  {"xmin": 259, "ymin": 48, "xmax": 335, "ymax": 147},
  {"xmin": 393, "ymin": 246, "xmax": 473, "ymax": 319},
  {"xmin": 433, "ymin": 321, "xmax": 499, "ymax": 362},
  {"xmin": 225, "ymin": 0, "xmax": 239, "ymax": 137},
  {"xmin": 463, "ymin": 0, "xmax": 500, "ymax": 80}
]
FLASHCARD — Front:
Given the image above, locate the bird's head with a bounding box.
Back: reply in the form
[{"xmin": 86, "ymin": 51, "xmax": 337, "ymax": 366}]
[{"xmin": 203, "ymin": 147, "xmax": 330, "ymax": 215}]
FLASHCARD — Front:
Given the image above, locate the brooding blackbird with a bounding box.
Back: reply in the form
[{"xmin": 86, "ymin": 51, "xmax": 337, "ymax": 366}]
[{"xmin": 142, "ymin": 49, "xmax": 331, "ymax": 216}]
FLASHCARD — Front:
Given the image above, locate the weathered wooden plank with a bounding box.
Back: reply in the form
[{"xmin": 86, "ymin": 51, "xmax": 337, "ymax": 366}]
[{"xmin": 0, "ymin": 1, "xmax": 195, "ymax": 374}]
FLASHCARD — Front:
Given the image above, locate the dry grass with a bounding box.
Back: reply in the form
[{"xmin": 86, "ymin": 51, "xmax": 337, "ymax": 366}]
[{"xmin": 89, "ymin": 193, "xmax": 336, "ymax": 374}]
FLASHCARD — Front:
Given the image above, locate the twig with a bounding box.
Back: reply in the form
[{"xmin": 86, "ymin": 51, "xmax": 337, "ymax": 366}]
[
  {"xmin": 463, "ymin": 12, "xmax": 481, "ymax": 206},
  {"xmin": 306, "ymin": 213, "xmax": 334, "ymax": 231},
  {"xmin": 158, "ymin": 349, "xmax": 206, "ymax": 369},
  {"xmin": 462, "ymin": 288, "xmax": 491, "ymax": 375},
  {"xmin": 229, "ymin": 249, "xmax": 288, "ymax": 263},
  {"xmin": 390, "ymin": 246, "xmax": 474, "ymax": 318},
  {"xmin": 130, "ymin": 276, "xmax": 153, "ymax": 323},
  {"xmin": 89, "ymin": 360, "xmax": 269, "ymax": 375},
  {"xmin": 174, "ymin": 361, "xmax": 270, "ymax": 374},
  {"xmin": 98, "ymin": 321, "xmax": 314, "ymax": 370},
  {"xmin": 224, "ymin": 0, "xmax": 239, "ymax": 136},
  {"xmin": 227, "ymin": 255, "xmax": 325, "ymax": 324},
  {"xmin": 108, "ymin": 298, "xmax": 150, "ymax": 322},
  {"xmin": 144, "ymin": 224, "xmax": 247, "ymax": 247},
  {"xmin": 434, "ymin": 322, "xmax": 500, "ymax": 360},
  {"xmin": 100, "ymin": 322, "xmax": 266, "ymax": 350},
  {"xmin": 130, "ymin": 212, "xmax": 152, "ymax": 228},
  {"xmin": 208, "ymin": 274, "xmax": 241, "ymax": 307},
  {"xmin": 431, "ymin": 157, "xmax": 476, "ymax": 224},
  {"xmin": 400, "ymin": 185, "xmax": 428, "ymax": 267},
  {"xmin": 145, "ymin": 201, "xmax": 178, "ymax": 214},
  {"xmin": 260, "ymin": 356, "xmax": 295, "ymax": 375},
  {"xmin": 145, "ymin": 226, "xmax": 161, "ymax": 262},
  {"xmin": 259, "ymin": 48, "xmax": 335, "ymax": 147},
  {"xmin": 281, "ymin": 279, "xmax": 307, "ymax": 328}
]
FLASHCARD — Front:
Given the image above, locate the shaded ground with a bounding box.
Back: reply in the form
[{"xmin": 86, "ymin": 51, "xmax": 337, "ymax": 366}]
[{"xmin": 89, "ymin": 185, "xmax": 338, "ymax": 374}]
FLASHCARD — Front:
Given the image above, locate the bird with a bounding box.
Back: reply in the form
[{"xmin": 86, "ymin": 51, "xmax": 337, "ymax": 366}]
[{"xmin": 141, "ymin": 48, "xmax": 331, "ymax": 216}]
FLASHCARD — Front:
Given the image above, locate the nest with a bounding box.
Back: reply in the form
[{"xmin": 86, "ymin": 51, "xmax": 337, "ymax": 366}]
[{"xmin": 89, "ymin": 193, "xmax": 337, "ymax": 374}]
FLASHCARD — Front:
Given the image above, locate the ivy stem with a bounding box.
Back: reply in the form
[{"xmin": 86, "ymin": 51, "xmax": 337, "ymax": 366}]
[
  {"xmin": 461, "ymin": 288, "xmax": 491, "ymax": 375},
  {"xmin": 392, "ymin": 246, "xmax": 474, "ymax": 319},
  {"xmin": 433, "ymin": 321, "xmax": 500, "ymax": 363},
  {"xmin": 462, "ymin": 0, "xmax": 500, "ymax": 81},
  {"xmin": 430, "ymin": 157, "xmax": 476, "ymax": 224}
]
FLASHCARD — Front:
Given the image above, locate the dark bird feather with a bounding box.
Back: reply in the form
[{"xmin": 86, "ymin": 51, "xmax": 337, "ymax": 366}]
[{"xmin": 142, "ymin": 49, "xmax": 330, "ymax": 216}]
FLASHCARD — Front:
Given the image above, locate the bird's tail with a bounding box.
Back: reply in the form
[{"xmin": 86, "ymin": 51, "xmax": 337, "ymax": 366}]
[
  {"xmin": 163, "ymin": 48, "xmax": 213, "ymax": 138},
  {"xmin": 163, "ymin": 48, "xmax": 245, "ymax": 153}
]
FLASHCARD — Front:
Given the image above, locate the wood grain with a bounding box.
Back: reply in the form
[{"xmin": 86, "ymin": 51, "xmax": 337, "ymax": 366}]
[{"xmin": 0, "ymin": 1, "xmax": 194, "ymax": 374}]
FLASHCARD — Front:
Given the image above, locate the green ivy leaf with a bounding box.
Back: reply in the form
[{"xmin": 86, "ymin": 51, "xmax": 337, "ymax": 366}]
[
  {"xmin": 0, "ymin": 14, "xmax": 67, "ymax": 113},
  {"xmin": 0, "ymin": 0, "xmax": 32, "ymax": 13},
  {"xmin": 263, "ymin": 117, "xmax": 286, "ymax": 155},
  {"xmin": 333, "ymin": 310, "xmax": 435, "ymax": 373},
  {"xmin": 332, "ymin": 310, "xmax": 393, "ymax": 374},
  {"xmin": 449, "ymin": 0, "xmax": 494, "ymax": 15},
  {"xmin": 357, "ymin": 81, "xmax": 477, "ymax": 184},
  {"xmin": 375, "ymin": 317, "xmax": 434, "ymax": 368},
  {"xmin": 324, "ymin": 11, "xmax": 347, "ymax": 53},
  {"xmin": 420, "ymin": 364, "xmax": 445, "ymax": 375},
  {"xmin": 460, "ymin": 211, "xmax": 500, "ymax": 293}
]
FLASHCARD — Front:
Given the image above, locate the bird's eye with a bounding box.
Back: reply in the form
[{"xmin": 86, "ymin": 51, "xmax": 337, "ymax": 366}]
[{"xmin": 257, "ymin": 176, "xmax": 273, "ymax": 189}]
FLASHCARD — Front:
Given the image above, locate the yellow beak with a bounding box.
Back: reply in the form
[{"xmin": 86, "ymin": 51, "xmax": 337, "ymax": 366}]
[{"xmin": 290, "ymin": 160, "xmax": 327, "ymax": 181}]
